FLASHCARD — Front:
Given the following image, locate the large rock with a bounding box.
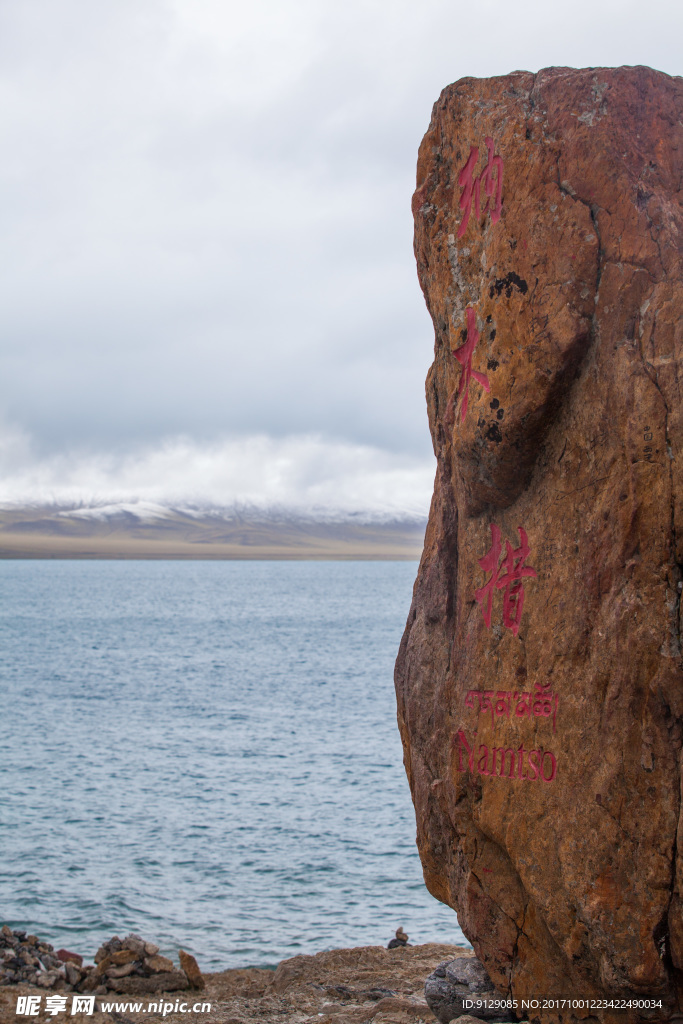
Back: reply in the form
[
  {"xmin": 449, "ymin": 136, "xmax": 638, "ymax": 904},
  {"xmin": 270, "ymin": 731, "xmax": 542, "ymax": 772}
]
[
  {"xmin": 179, "ymin": 949, "xmax": 205, "ymax": 990},
  {"xmin": 396, "ymin": 66, "xmax": 683, "ymax": 1017},
  {"xmin": 425, "ymin": 956, "xmax": 516, "ymax": 1023}
]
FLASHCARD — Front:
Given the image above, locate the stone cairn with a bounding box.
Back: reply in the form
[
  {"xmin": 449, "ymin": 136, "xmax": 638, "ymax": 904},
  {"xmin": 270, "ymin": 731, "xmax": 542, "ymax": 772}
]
[
  {"xmin": 0, "ymin": 927, "xmax": 203, "ymax": 995},
  {"xmin": 0, "ymin": 927, "xmax": 78, "ymax": 990}
]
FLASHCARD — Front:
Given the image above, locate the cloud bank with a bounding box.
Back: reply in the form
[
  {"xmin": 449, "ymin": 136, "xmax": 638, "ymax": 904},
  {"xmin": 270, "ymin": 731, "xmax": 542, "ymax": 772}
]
[
  {"xmin": 0, "ymin": 0, "xmax": 680, "ymax": 508},
  {"xmin": 0, "ymin": 426, "xmax": 434, "ymax": 519}
]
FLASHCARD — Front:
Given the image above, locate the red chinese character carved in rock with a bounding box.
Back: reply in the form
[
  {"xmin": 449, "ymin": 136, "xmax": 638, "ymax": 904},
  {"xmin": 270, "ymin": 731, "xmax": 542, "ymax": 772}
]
[
  {"xmin": 475, "ymin": 524, "xmax": 537, "ymax": 636},
  {"xmin": 474, "ymin": 524, "xmax": 502, "ymax": 628},
  {"xmin": 446, "ymin": 306, "xmax": 490, "ymax": 425},
  {"xmin": 457, "ymin": 136, "xmax": 504, "ymax": 238},
  {"xmin": 497, "ymin": 527, "xmax": 537, "ymax": 634}
]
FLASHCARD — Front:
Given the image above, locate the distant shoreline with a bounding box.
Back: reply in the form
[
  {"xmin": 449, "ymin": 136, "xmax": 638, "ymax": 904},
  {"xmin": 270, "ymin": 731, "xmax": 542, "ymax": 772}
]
[
  {"xmin": 0, "ymin": 505, "xmax": 426, "ymax": 560},
  {"xmin": 0, "ymin": 538, "xmax": 422, "ymax": 560}
]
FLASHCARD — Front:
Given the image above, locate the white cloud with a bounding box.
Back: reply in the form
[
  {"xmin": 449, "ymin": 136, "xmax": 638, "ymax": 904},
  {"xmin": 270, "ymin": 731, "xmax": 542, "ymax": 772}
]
[
  {"xmin": 0, "ymin": 0, "xmax": 679, "ymax": 501},
  {"xmin": 0, "ymin": 428, "xmax": 434, "ymax": 519}
]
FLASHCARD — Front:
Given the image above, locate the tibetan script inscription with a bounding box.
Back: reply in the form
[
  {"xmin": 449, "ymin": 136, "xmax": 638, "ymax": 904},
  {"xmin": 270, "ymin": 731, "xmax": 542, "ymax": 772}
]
[
  {"xmin": 643, "ymin": 425, "xmax": 654, "ymax": 463},
  {"xmin": 465, "ymin": 681, "xmax": 558, "ymax": 733},
  {"xmin": 446, "ymin": 306, "xmax": 490, "ymax": 425},
  {"xmin": 457, "ymin": 136, "xmax": 504, "ymax": 238},
  {"xmin": 475, "ymin": 524, "xmax": 537, "ymax": 635}
]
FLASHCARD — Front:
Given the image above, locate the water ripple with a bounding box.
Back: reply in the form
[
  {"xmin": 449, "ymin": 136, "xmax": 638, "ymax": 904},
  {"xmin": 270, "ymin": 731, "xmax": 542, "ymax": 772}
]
[{"xmin": 1, "ymin": 560, "xmax": 467, "ymax": 968}]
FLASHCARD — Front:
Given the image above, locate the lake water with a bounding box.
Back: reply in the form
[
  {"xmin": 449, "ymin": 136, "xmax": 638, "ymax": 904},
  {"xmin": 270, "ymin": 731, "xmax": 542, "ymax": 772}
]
[{"xmin": 0, "ymin": 560, "xmax": 467, "ymax": 969}]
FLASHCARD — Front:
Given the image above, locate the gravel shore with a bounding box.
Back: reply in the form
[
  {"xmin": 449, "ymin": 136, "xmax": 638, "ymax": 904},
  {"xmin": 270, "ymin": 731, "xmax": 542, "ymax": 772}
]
[{"xmin": 1, "ymin": 942, "xmax": 469, "ymax": 1024}]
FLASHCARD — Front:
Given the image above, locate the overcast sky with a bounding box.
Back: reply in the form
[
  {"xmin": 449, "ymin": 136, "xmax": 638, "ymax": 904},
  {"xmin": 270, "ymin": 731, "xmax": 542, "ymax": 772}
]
[{"xmin": 0, "ymin": 0, "xmax": 680, "ymax": 513}]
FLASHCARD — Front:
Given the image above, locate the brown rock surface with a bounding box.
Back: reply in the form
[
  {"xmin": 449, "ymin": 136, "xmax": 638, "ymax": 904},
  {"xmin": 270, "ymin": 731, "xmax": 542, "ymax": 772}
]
[
  {"xmin": 143, "ymin": 953, "xmax": 177, "ymax": 974},
  {"xmin": 104, "ymin": 961, "xmax": 138, "ymax": 979},
  {"xmin": 179, "ymin": 949, "xmax": 205, "ymax": 989},
  {"xmin": 56, "ymin": 949, "xmax": 82, "ymax": 966},
  {"xmin": 107, "ymin": 970, "xmax": 189, "ymax": 994},
  {"xmin": 396, "ymin": 65, "xmax": 683, "ymax": 1019},
  {"xmin": 108, "ymin": 948, "xmax": 138, "ymax": 967}
]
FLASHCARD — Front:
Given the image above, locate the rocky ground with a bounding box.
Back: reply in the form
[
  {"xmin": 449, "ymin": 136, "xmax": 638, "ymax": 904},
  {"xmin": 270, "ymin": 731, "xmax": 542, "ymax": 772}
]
[{"xmin": 1, "ymin": 943, "xmax": 471, "ymax": 1024}]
